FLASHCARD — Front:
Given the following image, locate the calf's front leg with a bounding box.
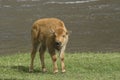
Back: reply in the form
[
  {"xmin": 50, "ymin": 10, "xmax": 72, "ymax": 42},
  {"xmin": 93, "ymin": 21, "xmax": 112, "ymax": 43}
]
[
  {"xmin": 60, "ymin": 53, "xmax": 66, "ymax": 73},
  {"xmin": 60, "ymin": 46, "xmax": 66, "ymax": 73},
  {"xmin": 50, "ymin": 52, "xmax": 58, "ymax": 73}
]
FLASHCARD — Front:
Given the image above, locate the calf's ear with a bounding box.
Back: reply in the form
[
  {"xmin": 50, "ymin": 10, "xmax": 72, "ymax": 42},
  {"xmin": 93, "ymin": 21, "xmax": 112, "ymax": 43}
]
[{"xmin": 66, "ymin": 30, "xmax": 72, "ymax": 35}]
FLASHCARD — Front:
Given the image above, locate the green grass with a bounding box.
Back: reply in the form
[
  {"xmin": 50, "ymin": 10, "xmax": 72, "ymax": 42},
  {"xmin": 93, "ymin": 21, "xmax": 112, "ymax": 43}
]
[{"xmin": 0, "ymin": 53, "xmax": 120, "ymax": 80}]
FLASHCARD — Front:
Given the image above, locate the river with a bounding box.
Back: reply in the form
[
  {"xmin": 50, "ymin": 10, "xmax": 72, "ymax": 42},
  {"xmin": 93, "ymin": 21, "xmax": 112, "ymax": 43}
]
[{"xmin": 0, "ymin": 0, "xmax": 120, "ymax": 55}]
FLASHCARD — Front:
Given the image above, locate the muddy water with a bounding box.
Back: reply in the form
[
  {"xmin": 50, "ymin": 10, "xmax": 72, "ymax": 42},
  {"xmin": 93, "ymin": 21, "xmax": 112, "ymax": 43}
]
[{"xmin": 0, "ymin": 0, "xmax": 120, "ymax": 55}]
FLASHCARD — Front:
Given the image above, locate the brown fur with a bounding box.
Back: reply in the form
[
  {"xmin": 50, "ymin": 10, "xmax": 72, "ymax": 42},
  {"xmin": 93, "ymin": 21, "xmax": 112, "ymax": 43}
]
[{"xmin": 29, "ymin": 18, "xmax": 69, "ymax": 73}]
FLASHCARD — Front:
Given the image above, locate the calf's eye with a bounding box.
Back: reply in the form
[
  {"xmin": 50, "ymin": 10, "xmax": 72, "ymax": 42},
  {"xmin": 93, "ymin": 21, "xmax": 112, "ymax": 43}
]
[{"xmin": 62, "ymin": 35, "xmax": 65, "ymax": 38}]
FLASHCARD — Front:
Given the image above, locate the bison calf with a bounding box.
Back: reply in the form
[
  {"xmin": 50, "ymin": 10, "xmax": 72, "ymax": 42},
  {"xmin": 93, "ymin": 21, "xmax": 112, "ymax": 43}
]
[{"xmin": 29, "ymin": 18, "xmax": 69, "ymax": 73}]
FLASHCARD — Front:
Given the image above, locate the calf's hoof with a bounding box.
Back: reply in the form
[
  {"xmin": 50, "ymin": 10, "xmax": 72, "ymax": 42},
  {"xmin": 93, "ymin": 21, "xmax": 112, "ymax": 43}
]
[
  {"xmin": 29, "ymin": 68, "xmax": 33, "ymax": 72},
  {"xmin": 29, "ymin": 69, "xmax": 33, "ymax": 73},
  {"xmin": 53, "ymin": 70, "xmax": 58, "ymax": 74},
  {"xmin": 62, "ymin": 69, "xmax": 66, "ymax": 73},
  {"xmin": 42, "ymin": 68, "xmax": 47, "ymax": 73}
]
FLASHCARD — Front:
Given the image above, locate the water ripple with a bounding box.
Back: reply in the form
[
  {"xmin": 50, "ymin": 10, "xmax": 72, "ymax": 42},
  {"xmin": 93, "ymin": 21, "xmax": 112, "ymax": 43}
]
[
  {"xmin": 45, "ymin": 0, "xmax": 98, "ymax": 4},
  {"xmin": 16, "ymin": 0, "xmax": 39, "ymax": 2}
]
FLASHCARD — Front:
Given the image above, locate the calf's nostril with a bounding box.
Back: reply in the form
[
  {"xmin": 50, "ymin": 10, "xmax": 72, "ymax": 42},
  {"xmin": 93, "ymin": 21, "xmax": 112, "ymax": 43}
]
[{"xmin": 55, "ymin": 42, "xmax": 61, "ymax": 46}]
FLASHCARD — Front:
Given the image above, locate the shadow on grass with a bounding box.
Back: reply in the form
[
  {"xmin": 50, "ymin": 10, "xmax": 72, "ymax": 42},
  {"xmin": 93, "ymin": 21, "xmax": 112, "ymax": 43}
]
[
  {"xmin": 0, "ymin": 78, "xmax": 23, "ymax": 80},
  {"xmin": 11, "ymin": 66, "xmax": 40, "ymax": 73},
  {"xmin": 0, "ymin": 65, "xmax": 53, "ymax": 74},
  {"xmin": 11, "ymin": 66, "xmax": 57, "ymax": 75}
]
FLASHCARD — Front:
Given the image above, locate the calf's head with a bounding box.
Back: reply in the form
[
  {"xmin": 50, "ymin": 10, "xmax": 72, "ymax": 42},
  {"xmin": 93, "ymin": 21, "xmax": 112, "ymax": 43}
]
[{"xmin": 51, "ymin": 28, "xmax": 68, "ymax": 51}]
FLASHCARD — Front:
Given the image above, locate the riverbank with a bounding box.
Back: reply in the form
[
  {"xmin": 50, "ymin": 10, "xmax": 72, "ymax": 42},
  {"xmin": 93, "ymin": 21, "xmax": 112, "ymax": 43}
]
[{"xmin": 0, "ymin": 53, "xmax": 120, "ymax": 80}]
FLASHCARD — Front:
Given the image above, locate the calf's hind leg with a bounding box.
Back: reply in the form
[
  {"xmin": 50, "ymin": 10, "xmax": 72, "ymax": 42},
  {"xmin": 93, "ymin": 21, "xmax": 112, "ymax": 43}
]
[
  {"xmin": 29, "ymin": 41, "xmax": 39, "ymax": 72},
  {"xmin": 39, "ymin": 44, "xmax": 47, "ymax": 72}
]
